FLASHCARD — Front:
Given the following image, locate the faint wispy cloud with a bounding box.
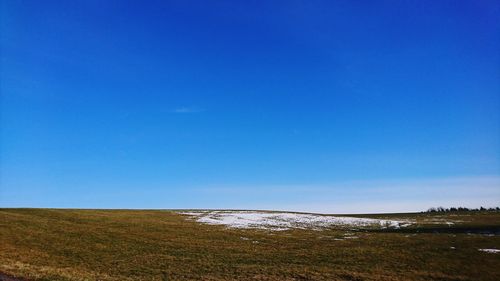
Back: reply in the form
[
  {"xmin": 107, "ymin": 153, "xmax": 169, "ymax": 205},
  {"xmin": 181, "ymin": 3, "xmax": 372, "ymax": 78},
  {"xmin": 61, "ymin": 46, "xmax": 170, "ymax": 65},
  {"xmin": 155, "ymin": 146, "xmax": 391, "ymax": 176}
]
[{"xmin": 171, "ymin": 107, "xmax": 203, "ymax": 113}]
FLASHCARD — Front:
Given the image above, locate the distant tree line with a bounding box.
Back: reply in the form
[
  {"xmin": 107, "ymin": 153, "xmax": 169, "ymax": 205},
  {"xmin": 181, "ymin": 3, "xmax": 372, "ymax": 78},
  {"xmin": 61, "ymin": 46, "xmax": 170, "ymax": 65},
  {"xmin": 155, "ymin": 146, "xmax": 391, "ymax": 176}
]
[{"xmin": 425, "ymin": 206, "xmax": 500, "ymax": 213}]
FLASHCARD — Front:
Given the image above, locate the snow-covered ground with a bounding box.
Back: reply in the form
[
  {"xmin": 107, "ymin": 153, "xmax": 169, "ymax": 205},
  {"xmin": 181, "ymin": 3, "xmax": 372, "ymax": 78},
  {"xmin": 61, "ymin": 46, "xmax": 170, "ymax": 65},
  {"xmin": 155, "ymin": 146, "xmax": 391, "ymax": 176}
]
[
  {"xmin": 180, "ymin": 211, "xmax": 412, "ymax": 231},
  {"xmin": 478, "ymin": 248, "xmax": 500, "ymax": 254}
]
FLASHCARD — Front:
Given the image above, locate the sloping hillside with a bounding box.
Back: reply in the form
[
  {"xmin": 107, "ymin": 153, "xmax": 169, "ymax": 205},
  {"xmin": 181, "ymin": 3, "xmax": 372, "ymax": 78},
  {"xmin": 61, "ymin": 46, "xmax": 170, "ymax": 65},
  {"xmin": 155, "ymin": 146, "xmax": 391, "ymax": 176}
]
[{"xmin": 1, "ymin": 209, "xmax": 499, "ymax": 281}]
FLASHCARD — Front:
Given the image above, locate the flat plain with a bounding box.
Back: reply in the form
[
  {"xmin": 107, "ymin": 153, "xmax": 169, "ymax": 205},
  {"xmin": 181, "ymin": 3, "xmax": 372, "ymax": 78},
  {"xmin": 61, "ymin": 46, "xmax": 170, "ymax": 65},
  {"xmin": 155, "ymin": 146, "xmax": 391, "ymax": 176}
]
[{"xmin": 0, "ymin": 209, "xmax": 499, "ymax": 281}]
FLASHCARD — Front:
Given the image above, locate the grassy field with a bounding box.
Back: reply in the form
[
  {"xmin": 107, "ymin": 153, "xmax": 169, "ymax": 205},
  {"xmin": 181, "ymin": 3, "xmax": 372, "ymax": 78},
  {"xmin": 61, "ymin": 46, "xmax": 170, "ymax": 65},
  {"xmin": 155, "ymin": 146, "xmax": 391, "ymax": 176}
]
[{"xmin": 0, "ymin": 209, "xmax": 499, "ymax": 281}]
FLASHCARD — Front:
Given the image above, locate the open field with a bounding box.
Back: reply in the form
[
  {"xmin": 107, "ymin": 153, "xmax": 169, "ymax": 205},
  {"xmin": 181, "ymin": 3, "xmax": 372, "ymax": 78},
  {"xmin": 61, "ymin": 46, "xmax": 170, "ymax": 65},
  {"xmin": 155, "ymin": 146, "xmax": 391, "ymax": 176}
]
[{"xmin": 0, "ymin": 209, "xmax": 499, "ymax": 281}]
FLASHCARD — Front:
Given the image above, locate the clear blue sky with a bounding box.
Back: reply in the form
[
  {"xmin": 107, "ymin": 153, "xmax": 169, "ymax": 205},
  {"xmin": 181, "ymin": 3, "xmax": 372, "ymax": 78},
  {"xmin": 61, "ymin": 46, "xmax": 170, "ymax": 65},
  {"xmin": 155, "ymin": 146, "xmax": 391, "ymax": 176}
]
[{"xmin": 1, "ymin": 1, "xmax": 499, "ymax": 213}]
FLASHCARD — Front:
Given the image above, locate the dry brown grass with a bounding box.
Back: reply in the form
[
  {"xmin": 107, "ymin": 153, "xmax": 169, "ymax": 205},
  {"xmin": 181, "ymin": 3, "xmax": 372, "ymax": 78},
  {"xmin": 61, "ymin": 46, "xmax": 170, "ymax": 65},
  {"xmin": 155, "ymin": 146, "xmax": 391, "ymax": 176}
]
[{"xmin": 1, "ymin": 209, "xmax": 499, "ymax": 280}]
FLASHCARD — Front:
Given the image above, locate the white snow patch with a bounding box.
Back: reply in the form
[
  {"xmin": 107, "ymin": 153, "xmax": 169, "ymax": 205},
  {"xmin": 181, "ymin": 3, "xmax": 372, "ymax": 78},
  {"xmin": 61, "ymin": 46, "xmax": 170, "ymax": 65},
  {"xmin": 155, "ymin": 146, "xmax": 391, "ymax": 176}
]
[
  {"xmin": 180, "ymin": 211, "xmax": 412, "ymax": 231},
  {"xmin": 479, "ymin": 248, "xmax": 500, "ymax": 254}
]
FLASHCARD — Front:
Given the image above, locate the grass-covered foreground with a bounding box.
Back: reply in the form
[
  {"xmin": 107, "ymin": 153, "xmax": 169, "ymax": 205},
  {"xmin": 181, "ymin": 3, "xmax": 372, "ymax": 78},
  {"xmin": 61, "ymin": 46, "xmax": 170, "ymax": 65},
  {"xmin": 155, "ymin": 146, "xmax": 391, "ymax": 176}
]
[{"xmin": 0, "ymin": 209, "xmax": 499, "ymax": 281}]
